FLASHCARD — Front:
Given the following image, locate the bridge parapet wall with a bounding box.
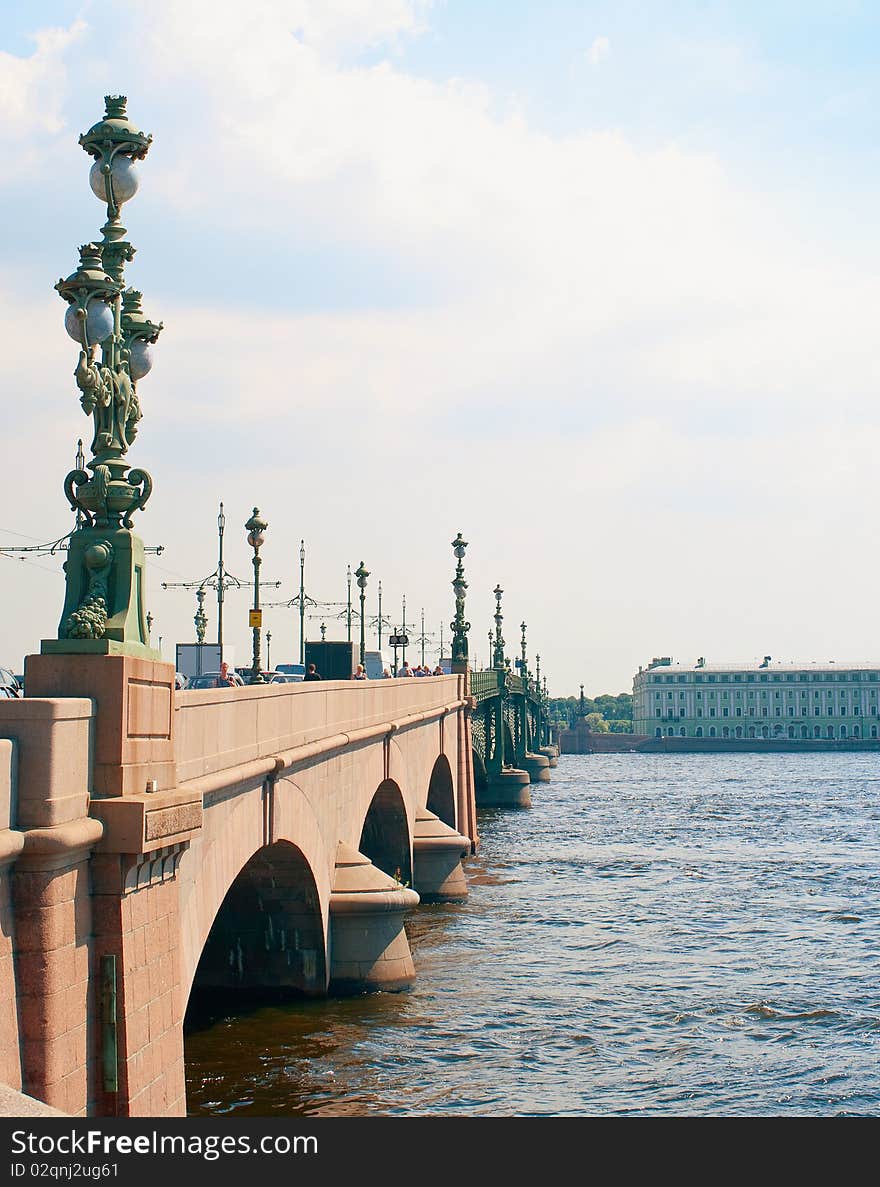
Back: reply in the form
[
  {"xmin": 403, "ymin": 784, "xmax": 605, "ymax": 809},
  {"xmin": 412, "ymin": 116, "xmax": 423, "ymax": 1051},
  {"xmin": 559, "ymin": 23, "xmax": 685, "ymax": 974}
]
[{"xmin": 174, "ymin": 674, "xmax": 467, "ymax": 785}]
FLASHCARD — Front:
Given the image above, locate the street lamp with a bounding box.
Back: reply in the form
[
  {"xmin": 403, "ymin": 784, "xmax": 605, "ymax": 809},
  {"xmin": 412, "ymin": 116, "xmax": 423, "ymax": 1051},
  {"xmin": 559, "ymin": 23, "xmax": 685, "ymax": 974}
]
[
  {"xmin": 146, "ymin": 611, "xmax": 153, "ymax": 639},
  {"xmin": 493, "ymin": 584, "xmax": 505, "ymax": 669},
  {"xmin": 54, "ymin": 96, "xmax": 162, "ymax": 651},
  {"xmin": 520, "ymin": 621, "xmax": 528, "ymax": 688},
  {"xmin": 298, "ymin": 540, "xmax": 306, "ymax": 665},
  {"xmin": 355, "ymin": 562, "xmax": 369, "ymax": 667},
  {"xmin": 402, "ymin": 594, "xmax": 407, "ymax": 666},
  {"xmin": 346, "ymin": 564, "xmax": 352, "ymax": 643},
  {"xmin": 377, "ymin": 580, "xmax": 383, "ymax": 650},
  {"xmin": 266, "ymin": 629, "xmax": 272, "ymax": 671},
  {"xmin": 320, "ymin": 622, "xmax": 327, "ymax": 642},
  {"xmin": 450, "ymin": 532, "xmax": 470, "ymax": 672},
  {"xmin": 245, "ymin": 508, "xmax": 268, "ymax": 684},
  {"xmin": 194, "ymin": 587, "xmax": 208, "ymax": 644}
]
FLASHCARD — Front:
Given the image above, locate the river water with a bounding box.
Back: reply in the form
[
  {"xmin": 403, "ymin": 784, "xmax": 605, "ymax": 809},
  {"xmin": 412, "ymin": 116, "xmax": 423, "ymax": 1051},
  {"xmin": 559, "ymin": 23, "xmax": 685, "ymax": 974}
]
[{"xmin": 184, "ymin": 753, "xmax": 880, "ymax": 1116}]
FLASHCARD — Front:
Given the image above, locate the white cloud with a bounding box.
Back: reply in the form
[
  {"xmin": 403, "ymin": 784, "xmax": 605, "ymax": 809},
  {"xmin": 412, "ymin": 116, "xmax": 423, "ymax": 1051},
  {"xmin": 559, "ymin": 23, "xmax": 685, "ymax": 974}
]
[
  {"xmin": 0, "ymin": 20, "xmax": 85, "ymax": 150},
  {"xmin": 587, "ymin": 36, "xmax": 610, "ymax": 66}
]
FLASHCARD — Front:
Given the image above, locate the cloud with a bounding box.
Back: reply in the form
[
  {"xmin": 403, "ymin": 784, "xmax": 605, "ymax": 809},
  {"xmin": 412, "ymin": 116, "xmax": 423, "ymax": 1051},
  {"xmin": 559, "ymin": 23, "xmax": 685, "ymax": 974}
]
[
  {"xmin": 587, "ymin": 36, "xmax": 610, "ymax": 66},
  {"xmin": 0, "ymin": 20, "xmax": 85, "ymax": 149},
  {"xmin": 3, "ymin": 2, "xmax": 880, "ymax": 691}
]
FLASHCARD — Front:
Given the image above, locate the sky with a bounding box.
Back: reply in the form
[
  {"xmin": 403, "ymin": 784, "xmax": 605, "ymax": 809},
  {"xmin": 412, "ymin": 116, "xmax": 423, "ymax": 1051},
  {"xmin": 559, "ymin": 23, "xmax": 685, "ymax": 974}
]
[{"xmin": 3, "ymin": 0, "xmax": 880, "ymax": 695}]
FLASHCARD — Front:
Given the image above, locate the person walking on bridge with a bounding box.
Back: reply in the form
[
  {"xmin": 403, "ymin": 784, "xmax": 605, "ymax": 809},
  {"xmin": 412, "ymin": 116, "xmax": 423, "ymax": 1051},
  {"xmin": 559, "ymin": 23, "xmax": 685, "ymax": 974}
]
[{"xmin": 304, "ymin": 663, "xmax": 322, "ymax": 681}]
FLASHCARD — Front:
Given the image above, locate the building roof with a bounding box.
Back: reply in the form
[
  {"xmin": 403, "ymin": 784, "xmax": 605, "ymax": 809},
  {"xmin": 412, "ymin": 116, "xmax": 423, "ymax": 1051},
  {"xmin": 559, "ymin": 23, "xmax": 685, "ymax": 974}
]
[{"xmin": 639, "ymin": 660, "xmax": 880, "ymax": 675}]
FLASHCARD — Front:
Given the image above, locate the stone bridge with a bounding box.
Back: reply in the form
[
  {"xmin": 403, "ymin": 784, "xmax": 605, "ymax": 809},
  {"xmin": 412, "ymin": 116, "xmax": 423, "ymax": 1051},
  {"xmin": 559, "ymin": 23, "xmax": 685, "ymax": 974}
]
[{"xmin": 0, "ymin": 655, "xmax": 481, "ymax": 1117}]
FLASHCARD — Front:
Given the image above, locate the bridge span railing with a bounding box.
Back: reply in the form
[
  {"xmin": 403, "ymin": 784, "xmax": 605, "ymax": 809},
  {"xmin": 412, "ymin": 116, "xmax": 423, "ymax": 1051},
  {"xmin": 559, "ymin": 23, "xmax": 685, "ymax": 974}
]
[{"xmin": 174, "ymin": 674, "xmax": 469, "ymax": 786}]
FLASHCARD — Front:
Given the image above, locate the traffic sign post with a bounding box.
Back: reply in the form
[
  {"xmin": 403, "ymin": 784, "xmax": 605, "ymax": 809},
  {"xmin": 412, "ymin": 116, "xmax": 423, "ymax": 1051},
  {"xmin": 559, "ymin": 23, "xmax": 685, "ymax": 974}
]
[{"xmin": 388, "ymin": 632, "xmax": 408, "ymax": 676}]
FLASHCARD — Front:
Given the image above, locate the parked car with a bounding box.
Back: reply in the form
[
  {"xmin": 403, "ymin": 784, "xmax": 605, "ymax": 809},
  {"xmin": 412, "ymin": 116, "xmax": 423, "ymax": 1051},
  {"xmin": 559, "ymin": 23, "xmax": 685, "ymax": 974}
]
[
  {"xmin": 274, "ymin": 663, "xmax": 305, "ymax": 681},
  {"xmin": 0, "ymin": 667, "xmax": 22, "ymax": 697},
  {"xmin": 186, "ymin": 670, "xmax": 246, "ymax": 689},
  {"xmin": 269, "ymin": 672, "xmax": 302, "ymax": 684}
]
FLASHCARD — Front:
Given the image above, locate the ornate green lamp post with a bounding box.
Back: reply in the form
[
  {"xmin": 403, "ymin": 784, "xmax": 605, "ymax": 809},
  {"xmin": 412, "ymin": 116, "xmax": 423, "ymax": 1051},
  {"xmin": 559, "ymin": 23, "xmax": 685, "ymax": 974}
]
[
  {"xmin": 320, "ymin": 622, "xmax": 327, "ymax": 641},
  {"xmin": 266, "ymin": 630, "xmax": 272, "ymax": 672},
  {"xmin": 194, "ymin": 587, "xmax": 208, "ymax": 644},
  {"xmin": 346, "ymin": 564, "xmax": 352, "ymax": 643},
  {"xmin": 146, "ymin": 611, "xmax": 153, "ymax": 639},
  {"xmin": 49, "ymin": 96, "xmax": 162, "ymax": 655},
  {"xmin": 488, "ymin": 631, "xmax": 493, "ymax": 672},
  {"xmin": 245, "ymin": 508, "xmax": 268, "ymax": 684},
  {"xmin": 298, "ymin": 540, "xmax": 306, "ymax": 665},
  {"xmin": 492, "ymin": 584, "xmax": 505, "ymax": 669},
  {"xmin": 520, "ymin": 622, "xmax": 528, "ymax": 688},
  {"xmin": 450, "ymin": 533, "xmax": 469, "ymax": 673},
  {"xmin": 355, "ymin": 562, "xmax": 369, "ymax": 667}
]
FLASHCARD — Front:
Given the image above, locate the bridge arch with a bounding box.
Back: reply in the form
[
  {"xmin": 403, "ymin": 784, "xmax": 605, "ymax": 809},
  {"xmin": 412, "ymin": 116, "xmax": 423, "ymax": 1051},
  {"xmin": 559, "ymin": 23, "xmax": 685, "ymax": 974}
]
[
  {"xmin": 359, "ymin": 779, "xmax": 412, "ymax": 886},
  {"xmin": 186, "ymin": 839, "xmax": 326, "ymax": 1016},
  {"xmin": 426, "ymin": 753, "xmax": 456, "ymax": 829}
]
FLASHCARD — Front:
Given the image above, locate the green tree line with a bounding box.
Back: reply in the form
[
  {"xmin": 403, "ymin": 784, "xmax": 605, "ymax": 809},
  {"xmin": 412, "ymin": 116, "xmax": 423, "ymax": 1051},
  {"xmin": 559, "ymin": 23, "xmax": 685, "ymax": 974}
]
[{"xmin": 546, "ymin": 692, "xmax": 633, "ymax": 733}]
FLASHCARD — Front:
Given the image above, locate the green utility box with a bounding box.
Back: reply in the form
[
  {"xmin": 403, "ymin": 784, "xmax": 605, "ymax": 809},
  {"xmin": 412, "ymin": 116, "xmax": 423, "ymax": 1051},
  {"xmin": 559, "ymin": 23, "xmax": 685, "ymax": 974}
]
[{"xmin": 305, "ymin": 640, "xmax": 358, "ymax": 681}]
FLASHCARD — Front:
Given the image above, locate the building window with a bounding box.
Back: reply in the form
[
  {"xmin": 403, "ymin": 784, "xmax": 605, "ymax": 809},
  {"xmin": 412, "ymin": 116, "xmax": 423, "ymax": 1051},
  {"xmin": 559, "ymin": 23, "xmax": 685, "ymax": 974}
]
[
  {"xmin": 722, "ymin": 727, "xmax": 730, "ymax": 738},
  {"xmin": 655, "ymin": 728, "xmax": 662, "ymax": 738},
  {"xmin": 872, "ymin": 725, "xmax": 878, "ymax": 738},
  {"xmin": 736, "ymin": 707, "xmax": 742, "ymax": 716},
  {"xmin": 680, "ymin": 727, "xmax": 686, "ymax": 737},
  {"xmin": 788, "ymin": 726, "xmax": 795, "ymax": 739},
  {"xmin": 762, "ymin": 708, "xmax": 768, "ymax": 717},
  {"xmin": 710, "ymin": 708, "xmax": 716, "ymax": 717},
  {"xmin": 840, "ymin": 725, "xmax": 848, "ymax": 738},
  {"xmin": 697, "ymin": 708, "xmax": 703, "ymax": 717},
  {"xmin": 723, "ymin": 708, "xmax": 729, "ymax": 717},
  {"xmin": 814, "ymin": 726, "xmax": 821, "ymax": 738},
  {"xmin": 709, "ymin": 727, "xmax": 716, "ymax": 737},
  {"xmin": 775, "ymin": 708, "xmax": 781, "ymax": 717},
  {"xmin": 827, "ymin": 726, "xmax": 834, "ymax": 738},
  {"xmin": 696, "ymin": 726, "xmax": 703, "ymax": 737},
  {"xmin": 854, "ymin": 725, "xmax": 861, "ymax": 738}
]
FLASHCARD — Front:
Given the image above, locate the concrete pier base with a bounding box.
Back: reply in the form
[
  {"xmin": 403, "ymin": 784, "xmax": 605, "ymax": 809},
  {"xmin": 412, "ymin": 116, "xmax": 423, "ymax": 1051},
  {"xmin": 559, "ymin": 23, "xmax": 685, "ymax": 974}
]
[
  {"xmin": 538, "ymin": 745, "xmax": 558, "ymax": 767},
  {"xmin": 477, "ymin": 768, "xmax": 532, "ymax": 809},
  {"xmin": 328, "ymin": 843, "xmax": 420, "ymax": 994},
  {"xmin": 412, "ymin": 808, "xmax": 469, "ymax": 902},
  {"xmin": 522, "ymin": 752, "xmax": 551, "ymax": 783}
]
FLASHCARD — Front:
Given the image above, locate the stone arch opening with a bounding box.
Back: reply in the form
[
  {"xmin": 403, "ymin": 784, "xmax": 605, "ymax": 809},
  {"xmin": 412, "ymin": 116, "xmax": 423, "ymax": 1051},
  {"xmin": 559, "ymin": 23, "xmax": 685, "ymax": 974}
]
[
  {"xmin": 427, "ymin": 753, "xmax": 456, "ymax": 829},
  {"xmin": 359, "ymin": 779, "xmax": 412, "ymax": 886},
  {"xmin": 185, "ymin": 840, "xmax": 326, "ymax": 1023}
]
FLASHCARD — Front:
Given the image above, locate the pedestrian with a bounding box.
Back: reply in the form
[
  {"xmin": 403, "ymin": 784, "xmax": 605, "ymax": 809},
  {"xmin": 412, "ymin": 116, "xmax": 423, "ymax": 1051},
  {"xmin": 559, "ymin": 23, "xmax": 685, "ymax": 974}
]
[
  {"xmin": 304, "ymin": 663, "xmax": 322, "ymax": 681},
  {"xmin": 433, "ymin": 664, "xmax": 444, "ymax": 675},
  {"xmin": 353, "ymin": 664, "xmax": 367, "ymax": 680},
  {"xmin": 398, "ymin": 661, "xmax": 414, "ymax": 677},
  {"xmin": 382, "ymin": 668, "xmax": 392, "ymax": 678}
]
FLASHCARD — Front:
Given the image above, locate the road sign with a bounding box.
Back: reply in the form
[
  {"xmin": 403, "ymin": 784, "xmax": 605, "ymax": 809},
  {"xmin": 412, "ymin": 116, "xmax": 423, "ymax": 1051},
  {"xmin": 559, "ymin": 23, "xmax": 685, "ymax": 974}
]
[
  {"xmin": 389, "ymin": 633, "xmax": 408, "ymax": 646},
  {"xmin": 249, "ymin": 609, "xmax": 263, "ymax": 629}
]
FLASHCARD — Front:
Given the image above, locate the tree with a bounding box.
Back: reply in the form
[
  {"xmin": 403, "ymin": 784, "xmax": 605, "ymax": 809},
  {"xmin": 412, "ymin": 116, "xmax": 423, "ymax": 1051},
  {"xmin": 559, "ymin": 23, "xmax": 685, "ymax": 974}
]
[{"xmin": 584, "ymin": 712, "xmax": 609, "ymax": 733}]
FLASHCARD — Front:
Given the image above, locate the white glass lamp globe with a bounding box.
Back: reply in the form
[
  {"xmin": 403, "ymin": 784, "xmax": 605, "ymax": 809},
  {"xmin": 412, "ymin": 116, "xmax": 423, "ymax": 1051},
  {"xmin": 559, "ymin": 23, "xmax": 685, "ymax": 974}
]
[
  {"xmin": 89, "ymin": 156, "xmax": 140, "ymax": 205},
  {"xmin": 64, "ymin": 299, "xmax": 114, "ymax": 347},
  {"xmin": 128, "ymin": 340, "xmax": 154, "ymax": 381}
]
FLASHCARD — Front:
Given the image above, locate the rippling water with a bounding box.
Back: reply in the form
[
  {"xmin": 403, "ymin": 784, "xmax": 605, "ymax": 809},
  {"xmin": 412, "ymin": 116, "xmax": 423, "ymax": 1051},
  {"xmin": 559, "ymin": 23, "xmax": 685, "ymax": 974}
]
[{"xmin": 185, "ymin": 753, "xmax": 880, "ymax": 1116}]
